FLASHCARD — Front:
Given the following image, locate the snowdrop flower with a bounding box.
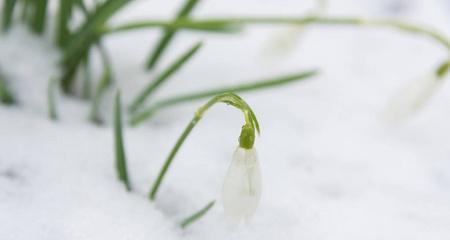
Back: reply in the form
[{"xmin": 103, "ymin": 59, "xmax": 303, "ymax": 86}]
[
  {"xmin": 222, "ymin": 125, "xmax": 262, "ymax": 224},
  {"xmin": 383, "ymin": 60, "xmax": 449, "ymax": 123},
  {"xmin": 262, "ymin": 0, "xmax": 327, "ymax": 60}
]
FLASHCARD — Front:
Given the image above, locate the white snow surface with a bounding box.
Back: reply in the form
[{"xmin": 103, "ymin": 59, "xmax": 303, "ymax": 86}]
[{"xmin": 1, "ymin": 0, "xmax": 450, "ymax": 239}]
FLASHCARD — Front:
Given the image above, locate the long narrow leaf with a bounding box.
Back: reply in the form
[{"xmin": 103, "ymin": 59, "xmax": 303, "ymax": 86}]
[
  {"xmin": 61, "ymin": 0, "xmax": 131, "ymax": 93},
  {"xmin": 180, "ymin": 201, "xmax": 215, "ymax": 228},
  {"xmin": 146, "ymin": 0, "xmax": 201, "ymax": 70},
  {"xmin": 31, "ymin": 0, "xmax": 48, "ymax": 34},
  {"xmin": 130, "ymin": 70, "xmax": 319, "ymax": 125},
  {"xmin": 89, "ymin": 44, "xmax": 113, "ymax": 124},
  {"xmin": 55, "ymin": 0, "xmax": 74, "ymax": 47},
  {"xmin": 64, "ymin": 0, "xmax": 132, "ymax": 61},
  {"xmin": 129, "ymin": 41, "xmax": 202, "ymax": 113},
  {"xmin": 0, "ymin": 73, "xmax": 15, "ymax": 105},
  {"xmin": 2, "ymin": 0, "xmax": 17, "ymax": 31},
  {"xmin": 114, "ymin": 91, "xmax": 132, "ymax": 191}
]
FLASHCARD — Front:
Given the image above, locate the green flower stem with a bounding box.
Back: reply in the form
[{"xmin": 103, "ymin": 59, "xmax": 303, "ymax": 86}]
[
  {"xmin": 146, "ymin": 0, "xmax": 201, "ymax": 70},
  {"xmin": 2, "ymin": 0, "xmax": 17, "ymax": 31},
  {"xmin": 180, "ymin": 200, "xmax": 215, "ymax": 229},
  {"xmin": 104, "ymin": 16, "xmax": 450, "ymax": 49},
  {"xmin": 148, "ymin": 93, "xmax": 259, "ymax": 201},
  {"xmin": 130, "ymin": 70, "xmax": 318, "ymax": 126},
  {"xmin": 129, "ymin": 41, "xmax": 202, "ymax": 113},
  {"xmin": 114, "ymin": 91, "xmax": 132, "ymax": 191}
]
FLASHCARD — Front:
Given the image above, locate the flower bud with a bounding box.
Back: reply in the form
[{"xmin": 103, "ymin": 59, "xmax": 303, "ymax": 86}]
[
  {"xmin": 222, "ymin": 147, "xmax": 262, "ymax": 223},
  {"xmin": 383, "ymin": 72, "xmax": 442, "ymax": 123}
]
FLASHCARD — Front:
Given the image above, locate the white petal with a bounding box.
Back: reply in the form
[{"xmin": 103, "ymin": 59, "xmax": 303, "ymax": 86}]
[
  {"xmin": 222, "ymin": 147, "xmax": 262, "ymax": 223},
  {"xmin": 383, "ymin": 73, "xmax": 441, "ymax": 124}
]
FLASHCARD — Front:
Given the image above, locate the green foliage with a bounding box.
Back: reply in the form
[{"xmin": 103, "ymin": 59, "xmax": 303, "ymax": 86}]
[
  {"xmin": 0, "ymin": 73, "xmax": 15, "ymax": 105},
  {"xmin": 61, "ymin": 0, "xmax": 132, "ymax": 93},
  {"xmin": 2, "ymin": 0, "xmax": 17, "ymax": 31},
  {"xmin": 129, "ymin": 41, "xmax": 203, "ymax": 113},
  {"xmin": 31, "ymin": 0, "xmax": 48, "ymax": 34},
  {"xmin": 114, "ymin": 91, "xmax": 132, "ymax": 191},
  {"xmin": 145, "ymin": 0, "xmax": 201, "ymax": 70},
  {"xmin": 180, "ymin": 201, "xmax": 215, "ymax": 228},
  {"xmin": 130, "ymin": 70, "xmax": 319, "ymax": 125},
  {"xmin": 55, "ymin": 0, "xmax": 74, "ymax": 47}
]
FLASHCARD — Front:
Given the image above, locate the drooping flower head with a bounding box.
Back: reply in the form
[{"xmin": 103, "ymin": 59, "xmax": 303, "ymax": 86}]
[
  {"xmin": 222, "ymin": 124, "xmax": 262, "ymax": 223},
  {"xmin": 383, "ymin": 60, "xmax": 449, "ymax": 123}
]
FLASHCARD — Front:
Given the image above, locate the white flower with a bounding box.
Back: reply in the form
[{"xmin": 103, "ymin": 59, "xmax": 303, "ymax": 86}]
[
  {"xmin": 383, "ymin": 72, "xmax": 442, "ymax": 123},
  {"xmin": 222, "ymin": 147, "xmax": 262, "ymax": 224}
]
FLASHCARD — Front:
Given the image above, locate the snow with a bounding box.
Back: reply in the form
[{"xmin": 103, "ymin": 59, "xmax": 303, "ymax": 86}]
[{"xmin": 1, "ymin": 0, "xmax": 450, "ymax": 239}]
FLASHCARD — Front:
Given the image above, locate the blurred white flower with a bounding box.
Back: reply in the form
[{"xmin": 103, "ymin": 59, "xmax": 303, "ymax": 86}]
[
  {"xmin": 383, "ymin": 72, "xmax": 443, "ymax": 123},
  {"xmin": 222, "ymin": 147, "xmax": 262, "ymax": 224},
  {"xmin": 262, "ymin": 0, "xmax": 327, "ymax": 60}
]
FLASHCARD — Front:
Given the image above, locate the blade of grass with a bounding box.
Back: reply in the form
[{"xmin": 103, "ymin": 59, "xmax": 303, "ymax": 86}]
[
  {"xmin": 102, "ymin": 21, "xmax": 239, "ymax": 35},
  {"xmin": 47, "ymin": 78, "xmax": 58, "ymax": 120},
  {"xmin": 129, "ymin": 41, "xmax": 202, "ymax": 113},
  {"xmin": 81, "ymin": 54, "xmax": 92, "ymax": 99},
  {"xmin": 0, "ymin": 73, "xmax": 15, "ymax": 105},
  {"xmin": 180, "ymin": 200, "xmax": 215, "ymax": 229},
  {"xmin": 145, "ymin": 0, "xmax": 201, "ymax": 70},
  {"xmin": 20, "ymin": 0, "xmax": 31, "ymax": 23},
  {"xmin": 31, "ymin": 0, "xmax": 48, "ymax": 34},
  {"xmin": 130, "ymin": 69, "xmax": 319, "ymax": 126},
  {"xmin": 89, "ymin": 44, "xmax": 113, "ymax": 124},
  {"xmin": 64, "ymin": 0, "xmax": 132, "ymax": 62},
  {"xmin": 114, "ymin": 91, "xmax": 132, "ymax": 191},
  {"xmin": 55, "ymin": 0, "xmax": 74, "ymax": 47},
  {"xmin": 2, "ymin": 0, "xmax": 17, "ymax": 31},
  {"xmin": 105, "ymin": 16, "xmax": 450, "ymax": 49}
]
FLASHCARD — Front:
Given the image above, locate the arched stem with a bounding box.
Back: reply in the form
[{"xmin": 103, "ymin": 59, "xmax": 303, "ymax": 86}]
[{"xmin": 149, "ymin": 93, "xmax": 259, "ymax": 201}]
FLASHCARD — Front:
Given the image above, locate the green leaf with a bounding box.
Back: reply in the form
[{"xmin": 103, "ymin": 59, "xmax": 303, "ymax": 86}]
[
  {"xmin": 55, "ymin": 0, "xmax": 74, "ymax": 47},
  {"xmin": 129, "ymin": 41, "xmax": 202, "ymax": 113},
  {"xmin": 31, "ymin": 0, "xmax": 48, "ymax": 34},
  {"xmin": 89, "ymin": 44, "xmax": 113, "ymax": 124},
  {"xmin": 114, "ymin": 91, "xmax": 132, "ymax": 191},
  {"xmin": 61, "ymin": 0, "xmax": 132, "ymax": 92},
  {"xmin": 145, "ymin": 0, "xmax": 201, "ymax": 70},
  {"xmin": 180, "ymin": 201, "xmax": 215, "ymax": 229},
  {"xmin": 0, "ymin": 77, "xmax": 15, "ymax": 105},
  {"xmin": 2, "ymin": 0, "xmax": 17, "ymax": 31},
  {"xmin": 130, "ymin": 70, "xmax": 319, "ymax": 125}
]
